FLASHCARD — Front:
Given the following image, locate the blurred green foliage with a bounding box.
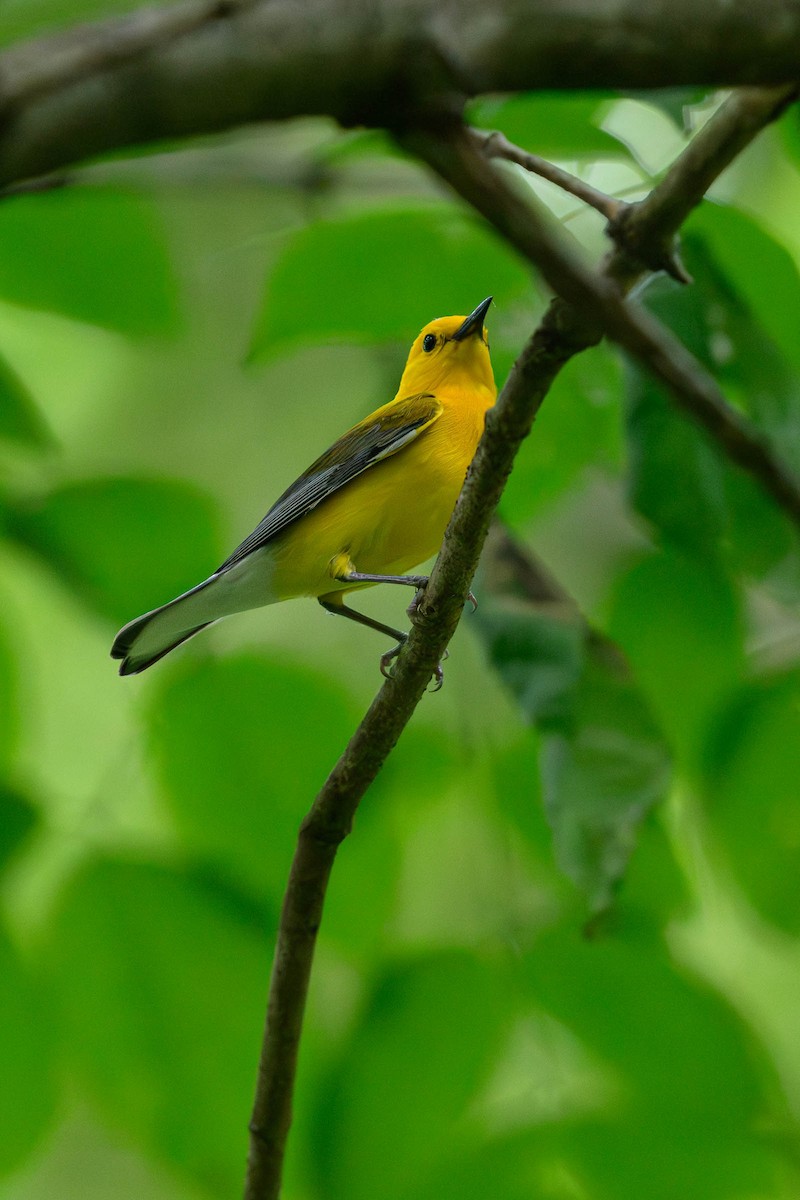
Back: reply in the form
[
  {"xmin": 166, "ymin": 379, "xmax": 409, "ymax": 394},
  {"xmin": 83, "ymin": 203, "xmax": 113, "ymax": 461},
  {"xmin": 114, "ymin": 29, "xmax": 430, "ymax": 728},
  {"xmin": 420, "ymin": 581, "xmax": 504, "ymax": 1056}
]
[{"xmin": 1, "ymin": 40, "xmax": 800, "ymax": 1200}]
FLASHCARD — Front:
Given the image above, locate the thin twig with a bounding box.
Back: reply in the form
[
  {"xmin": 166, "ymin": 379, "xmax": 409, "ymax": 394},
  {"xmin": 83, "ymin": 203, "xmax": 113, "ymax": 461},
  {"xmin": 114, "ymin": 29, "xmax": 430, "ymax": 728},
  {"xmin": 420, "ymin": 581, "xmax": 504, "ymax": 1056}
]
[{"xmin": 471, "ymin": 127, "xmax": 625, "ymax": 221}]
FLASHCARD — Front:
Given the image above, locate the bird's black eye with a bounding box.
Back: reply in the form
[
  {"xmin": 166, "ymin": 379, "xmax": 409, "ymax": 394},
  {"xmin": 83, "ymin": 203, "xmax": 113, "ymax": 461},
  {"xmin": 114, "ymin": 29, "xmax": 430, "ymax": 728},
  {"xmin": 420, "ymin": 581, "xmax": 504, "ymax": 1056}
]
[{"xmin": 422, "ymin": 333, "xmax": 437, "ymax": 353}]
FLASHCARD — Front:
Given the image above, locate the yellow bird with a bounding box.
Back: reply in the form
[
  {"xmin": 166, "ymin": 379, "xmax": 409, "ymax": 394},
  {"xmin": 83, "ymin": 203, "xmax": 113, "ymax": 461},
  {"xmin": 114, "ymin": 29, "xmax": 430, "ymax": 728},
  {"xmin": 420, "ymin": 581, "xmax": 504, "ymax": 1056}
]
[{"xmin": 112, "ymin": 296, "xmax": 496, "ymax": 680}]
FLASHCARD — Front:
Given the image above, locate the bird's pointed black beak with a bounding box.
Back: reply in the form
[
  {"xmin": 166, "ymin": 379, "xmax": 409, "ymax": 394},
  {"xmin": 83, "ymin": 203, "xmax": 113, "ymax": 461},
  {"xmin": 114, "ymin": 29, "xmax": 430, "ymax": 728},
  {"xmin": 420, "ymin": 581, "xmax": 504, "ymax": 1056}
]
[{"xmin": 452, "ymin": 296, "xmax": 493, "ymax": 342}]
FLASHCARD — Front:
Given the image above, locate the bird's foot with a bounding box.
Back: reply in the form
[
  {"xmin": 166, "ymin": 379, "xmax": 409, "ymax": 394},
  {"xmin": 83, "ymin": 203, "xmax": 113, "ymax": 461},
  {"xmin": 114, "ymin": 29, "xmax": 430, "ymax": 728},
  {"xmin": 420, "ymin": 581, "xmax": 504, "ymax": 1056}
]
[
  {"xmin": 406, "ymin": 578, "xmax": 429, "ymax": 619},
  {"xmin": 380, "ymin": 637, "xmax": 447, "ymax": 691},
  {"xmin": 380, "ymin": 637, "xmax": 407, "ymax": 680},
  {"xmin": 407, "ymin": 582, "xmax": 477, "ymax": 619},
  {"xmin": 429, "ymin": 654, "xmax": 447, "ymax": 692}
]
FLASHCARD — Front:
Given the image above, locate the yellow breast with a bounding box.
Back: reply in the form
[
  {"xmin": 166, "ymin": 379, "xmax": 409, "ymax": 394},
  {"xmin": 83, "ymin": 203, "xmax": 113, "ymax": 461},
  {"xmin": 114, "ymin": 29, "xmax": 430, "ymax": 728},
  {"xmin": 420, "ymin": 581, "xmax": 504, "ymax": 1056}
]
[{"xmin": 269, "ymin": 384, "xmax": 494, "ymax": 600}]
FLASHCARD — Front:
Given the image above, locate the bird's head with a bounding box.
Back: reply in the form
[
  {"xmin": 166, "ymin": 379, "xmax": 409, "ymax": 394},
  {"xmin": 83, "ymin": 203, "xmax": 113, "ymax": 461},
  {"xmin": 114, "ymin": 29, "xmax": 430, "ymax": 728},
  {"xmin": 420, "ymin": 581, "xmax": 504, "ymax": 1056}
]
[{"xmin": 400, "ymin": 297, "xmax": 495, "ymax": 395}]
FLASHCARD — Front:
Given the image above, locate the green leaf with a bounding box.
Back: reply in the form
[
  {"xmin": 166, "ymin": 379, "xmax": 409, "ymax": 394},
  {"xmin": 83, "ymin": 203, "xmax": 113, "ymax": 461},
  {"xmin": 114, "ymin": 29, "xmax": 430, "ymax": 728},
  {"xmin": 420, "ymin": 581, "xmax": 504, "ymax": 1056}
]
[
  {"xmin": 46, "ymin": 857, "xmax": 267, "ymax": 1194},
  {"xmin": 624, "ymin": 349, "xmax": 729, "ymax": 560},
  {"xmin": 0, "ymin": 620, "xmax": 19, "ymax": 773},
  {"xmin": 311, "ymin": 953, "xmax": 512, "ymax": 1200},
  {"xmin": 624, "ymin": 270, "xmax": 735, "ymax": 560},
  {"xmin": 0, "ymin": 0, "xmax": 161, "ymax": 47},
  {"xmin": 523, "ymin": 925, "xmax": 786, "ymax": 1200},
  {"xmin": 626, "ymin": 238, "xmax": 800, "ymax": 571},
  {"xmin": 687, "ymin": 202, "xmax": 800, "ymax": 379},
  {"xmin": 9, "ymin": 476, "xmax": 222, "ymax": 625},
  {"xmin": 608, "ymin": 550, "xmax": 744, "ymax": 763},
  {"xmin": 0, "ymin": 923, "xmax": 58, "ymax": 1177},
  {"xmin": 151, "ymin": 654, "xmax": 359, "ymax": 903},
  {"xmin": 681, "ymin": 210, "xmax": 800, "ymax": 446},
  {"xmin": 250, "ymin": 207, "xmax": 531, "ymax": 357},
  {"xmin": 501, "ymin": 342, "xmax": 623, "ymax": 526},
  {"xmin": 0, "ymin": 787, "xmax": 38, "ymax": 872},
  {"xmin": 0, "ymin": 353, "xmax": 52, "ymax": 448},
  {"xmin": 0, "ymin": 191, "xmax": 179, "ymax": 334},
  {"xmin": 703, "ymin": 670, "xmax": 800, "ymax": 935},
  {"xmin": 539, "ymin": 640, "xmax": 672, "ymax": 914},
  {"xmin": 622, "ymin": 88, "xmax": 711, "ymax": 130},
  {"xmin": 475, "ymin": 545, "xmax": 670, "ymax": 912},
  {"xmin": 467, "ymin": 92, "xmax": 623, "ymax": 159}
]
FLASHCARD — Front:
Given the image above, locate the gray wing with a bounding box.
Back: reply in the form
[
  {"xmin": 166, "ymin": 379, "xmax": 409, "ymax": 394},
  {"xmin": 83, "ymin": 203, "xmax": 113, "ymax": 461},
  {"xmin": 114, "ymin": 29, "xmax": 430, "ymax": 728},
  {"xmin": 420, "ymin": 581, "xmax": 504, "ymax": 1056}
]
[{"xmin": 217, "ymin": 392, "xmax": 442, "ymax": 572}]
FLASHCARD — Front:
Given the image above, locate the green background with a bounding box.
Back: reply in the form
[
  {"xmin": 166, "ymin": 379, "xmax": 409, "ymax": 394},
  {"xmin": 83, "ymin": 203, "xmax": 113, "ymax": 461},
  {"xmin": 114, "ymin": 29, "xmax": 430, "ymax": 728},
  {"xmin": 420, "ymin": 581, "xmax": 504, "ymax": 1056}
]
[{"xmin": 2, "ymin": 19, "xmax": 800, "ymax": 1197}]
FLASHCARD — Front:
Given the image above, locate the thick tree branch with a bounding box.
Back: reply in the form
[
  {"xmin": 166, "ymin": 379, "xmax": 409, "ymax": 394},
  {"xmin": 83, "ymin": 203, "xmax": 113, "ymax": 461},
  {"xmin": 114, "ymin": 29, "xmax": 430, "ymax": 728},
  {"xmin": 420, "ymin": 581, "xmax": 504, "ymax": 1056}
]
[
  {"xmin": 1, "ymin": 0, "xmax": 800, "ymax": 186},
  {"xmin": 403, "ymin": 96, "xmax": 800, "ymax": 530}
]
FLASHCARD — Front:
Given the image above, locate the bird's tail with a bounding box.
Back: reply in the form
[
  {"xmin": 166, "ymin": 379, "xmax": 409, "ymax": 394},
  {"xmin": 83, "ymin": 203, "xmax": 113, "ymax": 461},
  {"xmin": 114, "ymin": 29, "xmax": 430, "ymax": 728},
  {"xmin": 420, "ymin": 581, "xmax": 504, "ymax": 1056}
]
[
  {"xmin": 111, "ymin": 576, "xmax": 221, "ymax": 675},
  {"xmin": 112, "ymin": 549, "xmax": 280, "ymax": 675}
]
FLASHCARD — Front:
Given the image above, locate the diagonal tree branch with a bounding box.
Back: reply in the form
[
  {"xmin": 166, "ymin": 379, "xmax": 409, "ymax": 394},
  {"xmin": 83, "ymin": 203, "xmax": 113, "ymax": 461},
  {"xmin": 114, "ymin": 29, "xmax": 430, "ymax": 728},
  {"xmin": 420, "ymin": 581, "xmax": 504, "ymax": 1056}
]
[
  {"xmin": 1, "ymin": 0, "xmax": 800, "ymax": 187},
  {"xmin": 244, "ymin": 83, "xmax": 795, "ymax": 1199}
]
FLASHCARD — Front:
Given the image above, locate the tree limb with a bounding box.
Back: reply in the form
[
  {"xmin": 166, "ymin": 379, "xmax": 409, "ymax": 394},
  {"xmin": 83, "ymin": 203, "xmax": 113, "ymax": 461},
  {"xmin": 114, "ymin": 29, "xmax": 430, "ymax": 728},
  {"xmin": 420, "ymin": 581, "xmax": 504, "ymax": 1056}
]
[{"xmin": 2, "ymin": 0, "xmax": 800, "ymax": 187}]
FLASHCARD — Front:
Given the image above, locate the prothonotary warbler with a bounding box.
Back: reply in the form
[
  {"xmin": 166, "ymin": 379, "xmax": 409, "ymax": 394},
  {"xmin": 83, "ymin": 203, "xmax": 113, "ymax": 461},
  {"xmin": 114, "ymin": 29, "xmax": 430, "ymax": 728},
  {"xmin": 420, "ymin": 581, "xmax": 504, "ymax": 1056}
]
[{"xmin": 112, "ymin": 296, "xmax": 496, "ymax": 682}]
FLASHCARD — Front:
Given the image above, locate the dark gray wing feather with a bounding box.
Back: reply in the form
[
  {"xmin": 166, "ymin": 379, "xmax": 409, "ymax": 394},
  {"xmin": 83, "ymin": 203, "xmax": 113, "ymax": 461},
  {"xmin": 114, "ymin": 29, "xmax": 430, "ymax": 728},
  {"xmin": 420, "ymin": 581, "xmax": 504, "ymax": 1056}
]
[{"xmin": 217, "ymin": 393, "xmax": 441, "ymax": 572}]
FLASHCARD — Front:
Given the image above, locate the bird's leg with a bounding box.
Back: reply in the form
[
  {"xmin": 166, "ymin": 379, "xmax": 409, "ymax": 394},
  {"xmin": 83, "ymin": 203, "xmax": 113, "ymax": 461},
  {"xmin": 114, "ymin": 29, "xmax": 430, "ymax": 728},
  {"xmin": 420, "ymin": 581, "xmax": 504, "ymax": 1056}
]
[
  {"xmin": 339, "ymin": 571, "xmax": 477, "ymax": 619},
  {"xmin": 319, "ymin": 597, "xmax": 444, "ymax": 688},
  {"xmin": 319, "ymin": 598, "xmax": 408, "ymax": 680}
]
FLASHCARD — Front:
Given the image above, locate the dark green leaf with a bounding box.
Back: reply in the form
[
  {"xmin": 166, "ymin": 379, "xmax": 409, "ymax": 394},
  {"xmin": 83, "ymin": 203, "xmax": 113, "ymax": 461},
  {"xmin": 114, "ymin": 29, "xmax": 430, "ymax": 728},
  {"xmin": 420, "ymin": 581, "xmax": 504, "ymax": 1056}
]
[
  {"xmin": 523, "ymin": 924, "xmax": 787, "ymax": 1199},
  {"xmin": 501, "ymin": 342, "xmax": 623, "ymax": 526},
  {"xmin": 0, "ymin": 620, "xmax": 18, "ymax": 772},
  {"xmin": 468, "ymin": 92, "xmax": 623, "ymax": 158},
  {"xmin": 0, "ymin": 191, "xmax": 179, "ymax": 334},
  {"xmin": 311, "ymin": 953, "xmax": 512, "ymax": 1200},
  {"xmin": 687, "ymin": 201, "xmax": 800, "ymax": 379},
  {"xmin": 539, "ymin": 639, "xmax": 672, "ymax": 914},
  {"xmin": 46, "ymin": 857, "xmax": 267, "ymax": 1195},
  {"xmin": 250, "ymin": 207, "xmax": 531, "ymax": 357},
  {"xmin": 624, "ymin": 349, "xmax": 729, "ymax": 560},
  {"xmin": 0, "ymin": 353, "xmax": 52, "ymax": 448},
  {"xmin": 703, "ymin": 670, "xmax": 800, "ymax": 935},
  {"xmin": 0, "ymin": 923, "xmax": 58, "ymax": 1177},
  {"xmin": 475, "ymin": 533, "xmax": 671, "ymax": 912},
  {"xmin": 624, "ymin": 269, "xmax": 735, "ymax": 560},
  {"xmin": 608, "ymin": 550, "xmax": 744, "ymax": 762},
  {"xmin": 151, "ymin": 654, "xmax": 359, "ymax": 902},
  {"xmin": 0, "ymin": 787, "xmax": 38, "ymax": 871},
  {"xmin": 626, "ymin": 233, "xmax": 800, "ymax": 570},
  {"xmin": 9, "ymin": 476, "xmax": 222, "ymax": 625},
  {"xmin": 0, "ymin": 0, "xmax": 158, "ymax": 48},
  {"xmin": 622, "ymin": 88, "xmax": 711, "ymax": 129}
]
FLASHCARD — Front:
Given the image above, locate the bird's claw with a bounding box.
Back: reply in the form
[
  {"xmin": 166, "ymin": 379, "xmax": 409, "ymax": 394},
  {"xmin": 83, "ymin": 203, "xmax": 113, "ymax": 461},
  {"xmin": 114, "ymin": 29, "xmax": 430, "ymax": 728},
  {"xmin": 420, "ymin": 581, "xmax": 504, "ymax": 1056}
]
[
  {"xmin": 380, "ymin": 639, "xmax": 405, "ymax": 680},
  {"xmin": 467, "ymin": 591, "xmax": 478, "ymax": 613},
  {"xmin": 406, "ymin": 579, "xmax": 429, "ymax": 618},
  {"xmin": 379, "ymin": 637, "xmax": 446, "ymax": 691},
  {"xmin": 428, "ymin": 662, "xmax": 445, "ymax": 692}
]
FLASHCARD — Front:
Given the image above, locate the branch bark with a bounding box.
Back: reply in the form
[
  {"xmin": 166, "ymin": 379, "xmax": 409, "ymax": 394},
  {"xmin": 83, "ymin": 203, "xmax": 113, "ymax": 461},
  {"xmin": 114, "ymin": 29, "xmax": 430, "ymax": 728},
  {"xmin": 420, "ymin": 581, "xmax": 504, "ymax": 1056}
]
[{"xmin": 1, "ymin": 0, "xmax": 800, "ymax": 186}]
